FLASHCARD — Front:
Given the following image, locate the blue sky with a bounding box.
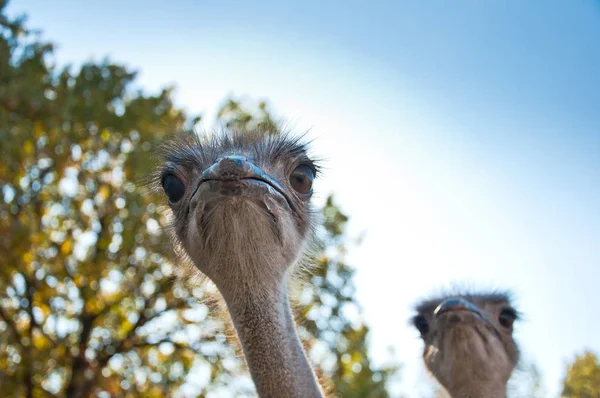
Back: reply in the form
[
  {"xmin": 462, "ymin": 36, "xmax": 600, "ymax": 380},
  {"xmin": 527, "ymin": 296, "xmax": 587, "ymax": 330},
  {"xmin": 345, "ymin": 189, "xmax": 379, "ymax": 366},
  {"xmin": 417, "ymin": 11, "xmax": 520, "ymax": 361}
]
[{"xmin": 8, "ymin": 0, "xmax": 600, "ymax": 396}]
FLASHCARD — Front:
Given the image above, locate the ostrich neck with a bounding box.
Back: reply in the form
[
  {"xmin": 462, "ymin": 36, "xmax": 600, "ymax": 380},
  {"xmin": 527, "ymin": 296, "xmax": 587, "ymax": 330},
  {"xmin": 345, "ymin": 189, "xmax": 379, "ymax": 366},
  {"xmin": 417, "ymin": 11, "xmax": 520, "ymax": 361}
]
[
  {"xmin": 446, "ymin": 383, "xmax": 507, "ymax": 398},
  {"xmin": 223, "ymin": 280, "xmax": 323, "ymax": 398}
]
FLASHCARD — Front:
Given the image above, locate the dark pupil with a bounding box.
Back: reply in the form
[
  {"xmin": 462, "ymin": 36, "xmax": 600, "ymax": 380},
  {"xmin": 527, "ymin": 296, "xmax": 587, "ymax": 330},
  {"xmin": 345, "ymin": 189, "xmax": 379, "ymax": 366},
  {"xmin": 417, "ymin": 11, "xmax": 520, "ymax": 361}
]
[
  {"xmin": 163, "ymin": 174, "xmax": 185, "ymax": 203},
  {"xmin": 499, "ymin": 309, "xmax": 516, "ymax": 328},
  {"xmin": 415, "ymin": 316, "xmax": 429, "ymax": 335},
  {"xmin": 290, "ymin": 166, "xmax": 314, "ymax": 194}
]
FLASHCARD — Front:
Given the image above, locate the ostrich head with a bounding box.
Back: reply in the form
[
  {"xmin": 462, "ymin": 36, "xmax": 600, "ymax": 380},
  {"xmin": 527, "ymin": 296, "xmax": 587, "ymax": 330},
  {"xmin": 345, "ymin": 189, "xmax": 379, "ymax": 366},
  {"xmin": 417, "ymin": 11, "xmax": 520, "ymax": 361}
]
[
  {"xmin": 156, "ymin": 130, "xmax": 318, "ymax": 297},
  {"xmin": 412, "ymin": 291, "xmax": 520, "ymax": 398}
]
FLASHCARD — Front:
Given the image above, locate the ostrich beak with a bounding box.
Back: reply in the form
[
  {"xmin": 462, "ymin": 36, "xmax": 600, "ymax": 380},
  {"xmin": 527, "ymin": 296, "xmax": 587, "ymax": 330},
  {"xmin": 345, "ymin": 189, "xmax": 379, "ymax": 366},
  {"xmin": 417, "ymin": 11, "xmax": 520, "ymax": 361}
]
[{"xmin": 194, "ymin": 155, "xmax": 295, "ymax": 210}]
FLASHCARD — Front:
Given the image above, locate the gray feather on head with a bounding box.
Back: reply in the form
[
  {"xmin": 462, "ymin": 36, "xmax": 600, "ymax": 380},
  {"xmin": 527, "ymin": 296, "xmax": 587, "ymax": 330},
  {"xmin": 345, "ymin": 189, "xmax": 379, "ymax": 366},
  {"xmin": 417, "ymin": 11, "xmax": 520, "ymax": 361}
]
[{"xmin": 149, "ymin": 128, "xmax": 321, "ymax": 299}]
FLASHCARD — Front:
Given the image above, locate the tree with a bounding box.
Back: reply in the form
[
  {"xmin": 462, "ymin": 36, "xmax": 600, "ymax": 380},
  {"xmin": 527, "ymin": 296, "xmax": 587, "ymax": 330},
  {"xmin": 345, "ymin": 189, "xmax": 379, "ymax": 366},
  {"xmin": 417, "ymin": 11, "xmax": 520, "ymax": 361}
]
[
  {"xmin": 0, "ymin": 3, "xmax": 398, "ymax": 396},
  {"xmin": 216, "ymin": 97, "xmax": 279, "ymax": 135},
  {"xmin": 0, "ymin": 3, "xmax": 244, "ymax": 396},
  {"xmin": 562, "ymin": 351, "xmax": 600, "ymax": 398}
]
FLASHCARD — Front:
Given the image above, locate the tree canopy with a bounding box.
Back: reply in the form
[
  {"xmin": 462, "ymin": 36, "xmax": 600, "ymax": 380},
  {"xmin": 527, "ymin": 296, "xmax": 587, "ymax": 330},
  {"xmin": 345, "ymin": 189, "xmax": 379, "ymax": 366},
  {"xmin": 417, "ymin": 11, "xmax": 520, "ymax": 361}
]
[
  {"xmin": 562, "ymin": 350, "xmax": 600, "ymax": 398},
  {"xmin": 0, "ymin": 2, "xmax": 397, "ymax": 397}
]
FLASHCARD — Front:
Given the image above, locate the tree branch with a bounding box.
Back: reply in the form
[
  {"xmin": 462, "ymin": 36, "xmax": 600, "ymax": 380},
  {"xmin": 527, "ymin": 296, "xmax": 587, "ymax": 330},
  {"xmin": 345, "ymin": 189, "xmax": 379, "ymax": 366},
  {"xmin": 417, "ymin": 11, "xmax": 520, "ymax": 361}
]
[
  {"xmin": 73, "ymin": 289, "xmax": 167, "ymax": 397},
  {"xmin": 64, "ymin": 211, "xmax": 109, "ymax": 398},
  {"xmin": 24, "ymin": 276, "xmax": 34, "ymax": 398},
  {"xmin": 132, "ymin": 337, "xmax": 202, "ymax": 356},
  {"xmin": 28, "ymin": 313, "xmax": 57, "ymax": 347},
  {"xmin": 64, "ymin": 313, "xmax": 98, "ymax": 398},
  {"xmin": 0, "ymin": 305, "xmax": 22, "ymax": 342}
]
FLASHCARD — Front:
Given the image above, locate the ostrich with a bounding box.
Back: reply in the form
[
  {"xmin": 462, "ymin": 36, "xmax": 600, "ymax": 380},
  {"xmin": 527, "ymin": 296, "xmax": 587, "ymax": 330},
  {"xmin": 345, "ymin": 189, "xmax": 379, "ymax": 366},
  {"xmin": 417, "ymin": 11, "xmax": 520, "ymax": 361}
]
[
  {"xmin": 411, "ymin": 291, "xmax": 520, "ymax": 398},
  {"xmin": 153, "ymin": 130, "xmax": 324, "ymax": 398}
]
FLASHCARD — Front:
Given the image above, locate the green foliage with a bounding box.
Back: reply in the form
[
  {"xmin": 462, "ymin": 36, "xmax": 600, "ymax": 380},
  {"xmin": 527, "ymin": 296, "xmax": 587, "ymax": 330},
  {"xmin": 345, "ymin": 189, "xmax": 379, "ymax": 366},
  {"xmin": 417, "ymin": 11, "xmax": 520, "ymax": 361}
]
[
  {"xmin": 0, "ymin": 5, "xmax": 244, "ymax": 397},
  {"xmin": 562, "ymin": 351, "xmax": 600, "ymax": 398},
  {"xmin": 0, "ymin": 4, "xmax": 398, "ymax": 397},
  {"xmin": 216, "ymin": 97, "xmax": 280, "ymax": 135}
]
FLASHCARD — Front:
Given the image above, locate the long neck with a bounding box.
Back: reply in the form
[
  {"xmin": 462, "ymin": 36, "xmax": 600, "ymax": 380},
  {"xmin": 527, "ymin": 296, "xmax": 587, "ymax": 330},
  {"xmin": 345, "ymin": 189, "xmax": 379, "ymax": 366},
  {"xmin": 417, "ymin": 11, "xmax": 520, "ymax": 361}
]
[
  {"xmin": 224, "ymin": 281, "xmax": 323, "ymax": 398},
  {"xmin": 445, "ymin": 382, "xmax": 507, "ymax": 398}
]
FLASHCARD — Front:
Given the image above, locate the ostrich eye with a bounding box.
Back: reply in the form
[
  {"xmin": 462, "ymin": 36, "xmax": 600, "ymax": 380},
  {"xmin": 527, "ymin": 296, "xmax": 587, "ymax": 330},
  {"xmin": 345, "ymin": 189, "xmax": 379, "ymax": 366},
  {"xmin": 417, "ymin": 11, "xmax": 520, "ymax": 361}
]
[
  {"xmin": 498, "ymin": 308, "xmax": 517, "ymax": 328},
  {"xmin": 162, "ymin": 174, "xmax": 185, "ymax": 203},
  {"xmin": 289, "ymin": 165, "xmax": 314, "ymax": 195},
  {"xmin": 414, "ymin": 315, "xmax": 429, "ymax": 336}
]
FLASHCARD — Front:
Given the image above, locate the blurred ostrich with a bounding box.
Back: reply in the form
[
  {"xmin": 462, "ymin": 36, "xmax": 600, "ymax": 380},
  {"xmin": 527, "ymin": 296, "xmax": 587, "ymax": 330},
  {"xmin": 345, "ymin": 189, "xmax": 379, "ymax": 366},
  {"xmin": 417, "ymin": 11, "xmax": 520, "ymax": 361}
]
[{"xmin": 411, "ymin": 291, "xmax": 519, "ymax": 398}]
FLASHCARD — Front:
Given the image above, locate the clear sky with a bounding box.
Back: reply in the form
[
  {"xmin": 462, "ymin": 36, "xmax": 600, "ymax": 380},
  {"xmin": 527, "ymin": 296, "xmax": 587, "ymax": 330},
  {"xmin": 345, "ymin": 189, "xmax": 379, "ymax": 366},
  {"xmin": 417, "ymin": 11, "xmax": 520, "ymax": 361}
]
[{"xmin": 8, "ymin": 0, "xmax": 600, "ymax": 396}]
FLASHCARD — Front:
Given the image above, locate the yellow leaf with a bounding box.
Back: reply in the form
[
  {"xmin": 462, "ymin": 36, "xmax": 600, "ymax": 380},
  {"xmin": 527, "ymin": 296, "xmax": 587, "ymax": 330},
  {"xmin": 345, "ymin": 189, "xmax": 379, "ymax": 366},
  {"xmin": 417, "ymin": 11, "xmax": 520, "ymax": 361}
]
[
  {"xmin": 98, "ymin": 185, "xmax": 110, "ymax": 200},
  {"xmin": 32, "ymin": 330, "xmax": 50, "ymax": 350},
  {"xmin": 60, "ymin": 240, "xmax": 72, "ymax": 255},
  {"xmin": 34, "ymin": 122, "xmax": 45, "ymax": 137},
  {"xmin": 23, "ymin": 140, "xmax": 33, "ymax": 155},
  {"xmin": 23, "ymin": 252, "xmax": 33, "ymax": 264}
]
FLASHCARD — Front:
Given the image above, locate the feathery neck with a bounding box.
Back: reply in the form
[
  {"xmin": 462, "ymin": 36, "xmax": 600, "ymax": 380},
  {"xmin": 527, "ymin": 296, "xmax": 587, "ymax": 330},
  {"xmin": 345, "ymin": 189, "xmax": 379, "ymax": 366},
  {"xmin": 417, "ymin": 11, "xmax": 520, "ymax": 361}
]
[
  {"xmin": 445, "ymin": 382, "xmax": 507, "ymax": 398},
  {"xmin": 223, "ymin": 278, "xmax": 323, "ymax": 398}
]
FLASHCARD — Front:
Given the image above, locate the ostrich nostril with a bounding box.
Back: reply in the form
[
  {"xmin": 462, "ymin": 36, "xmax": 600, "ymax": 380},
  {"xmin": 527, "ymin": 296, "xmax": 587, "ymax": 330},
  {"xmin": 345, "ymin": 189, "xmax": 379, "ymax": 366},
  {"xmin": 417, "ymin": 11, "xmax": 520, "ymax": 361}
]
[
  {"xmin": 214, "ymin": 155, "xmax": 251, "ymax": 180},
  {"xmin": 219, "ymin": 155, "xmax": 247, "ymax": 168}
]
